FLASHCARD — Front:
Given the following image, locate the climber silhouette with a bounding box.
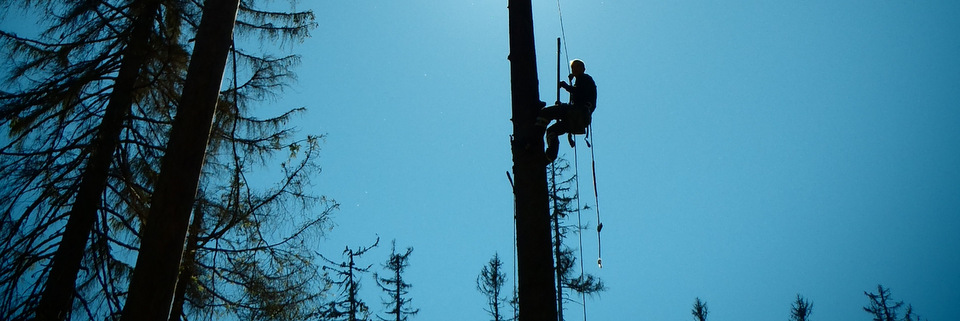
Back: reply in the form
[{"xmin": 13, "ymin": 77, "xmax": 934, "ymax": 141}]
[{"xmin": 536, "ymin": 59, "xmax": 597, "ymax": 163}]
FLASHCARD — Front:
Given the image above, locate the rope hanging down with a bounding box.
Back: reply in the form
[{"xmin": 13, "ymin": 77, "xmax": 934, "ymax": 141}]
[
  {"xmin": 588, "ymin": 126, "xmax": 602, "ymax": 269},
  {"xmin": 555, "ymin": 1, "xmax": 604, "ymax": 318},
  {"xmin": 556, "ymin": 0, "xmax": 570, "ymax": 72},
  {"xmin": 572, "ymin": 130, "xmax": 588, "ymax": 321},
  {"xmin": 554, "ymin": 0, "xmax": 603, "ymax": 271}
]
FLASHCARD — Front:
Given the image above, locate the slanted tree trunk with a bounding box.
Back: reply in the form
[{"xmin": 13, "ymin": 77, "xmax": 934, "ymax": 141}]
[
  {"xmin": 34, "ymin": 1, "xmax": 163, "ymax": 320},
  {"xmin": 507, "ymin": 0, "xmax": 558, "ymax": 321},
  {"xmin": 120, "ymin": 1, "xmax": 240, "ymax": 320},
  {"xmin": 168, "ymin": 204, "xmax": 204, "ymax": 321}
]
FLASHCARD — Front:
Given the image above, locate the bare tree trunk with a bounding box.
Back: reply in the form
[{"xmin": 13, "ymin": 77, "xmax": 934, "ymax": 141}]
[
  {"xmin": 348, "ymin": 253, "xmax": 357, "ymax": 321},
  {"xmin": 168, "ymin": 205, "xmax": 204, "ymax": 321},
  {"xmin": 507, "ymin": 1, "xmax": 558, "ymax": 321},
  {"xmin": 34, "ymin": 1, "xmax": 162, "ymax": 320},
  {"xmin": 120, "ymin": 1, "xmax": 240, "ymax": 320}
]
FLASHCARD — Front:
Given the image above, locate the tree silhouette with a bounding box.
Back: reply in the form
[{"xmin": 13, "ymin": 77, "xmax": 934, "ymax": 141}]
[
  {"xmin": 168, "ymin": 136, "xmax": 335, "ymax": 321},
  {"xmin": 375, "ymin": 240, "xmax": 419, "ymax": 321},
  {"xmin": 477, "ymin": 253, "xmax": 512, "ymax": 321},
  {"xmin": 692, "ymin": 297, "xmax": 708, "ymax": 321},
  {"xmin": 1, "ymin": 0, "xmax": 323, "ymax": 320},
  {"xmin": 903, "ymin": 304, "xmax": 924, "ymax": 321},
  {"xmin": 120, "ymin": 0, "xmax": 244, "ymax": 319},
  {"xmin": 1, "ymin": 1, "xmax": 177, "ymax": 319},
  {"xmin": 322, "ymin": 238, "xmax": 380, "ymax": 321},
  {"xmin": 547, "ymin": 158, "xmax": 603, "ymax": 321},
  {"xmin": 863, "ymin": 285, "xmax": 924, "ymax": 321},
  {"xmin": 164, "ymin": 2, "xmax": 325, "ymax": 319},
  {"xmin": 864, "ymin": 285, "xmax": 903, "ymax": 321},
  {"xmin": 789, "ymin": 294, "xmax": 812, "ymax": 321}
]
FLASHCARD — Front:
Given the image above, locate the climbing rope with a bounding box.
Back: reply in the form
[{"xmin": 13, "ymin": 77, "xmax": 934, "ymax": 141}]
[
  {"xmin": 572, "ymin": 134, "xmax": 587, "ymax": 321},
  {"xmin": 556, "ymin": 1, "xmax": 603, "ymax": 319},
  {"xmin": 556, "ymin": 0, "xmax": 571, "ymax": 73},
  {"xmin": 588, "ymin": 125, "xmax": 602, "ymax": 269}
]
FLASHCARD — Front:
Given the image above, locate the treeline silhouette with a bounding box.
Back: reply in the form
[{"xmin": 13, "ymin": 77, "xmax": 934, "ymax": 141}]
[
  {"xmin": 318, "ymin": 238, "xmax": 420, "ymax": 321},
  {"xmin": 688, "ymin": 284, "xmax": 925, "ymax": 321}
]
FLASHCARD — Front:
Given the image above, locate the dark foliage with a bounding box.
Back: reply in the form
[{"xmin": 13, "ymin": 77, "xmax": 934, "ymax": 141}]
[
  {"xmin": 863, "ymin": 285, "xmax": 924, "ymax": 321},
  {"xmin": 477, "ymin": 253, "xmax": 512, "ymax": 321},
  {"xmin": 692, "ymin": 297, "xmax": 708, "ymax": 321},
  {"xmin": 0, "ymin": 0, "xmax": 327, "ymax": 320},
  {"xmin": 790, "ymin": 294, "xmax": 812, "ymax": 321},
  {"xmin": 374, "ymin": 240, "xmax": 418, "ymax": 321},
  {"xmin": 320, "ymin": 238, "xmax": 380, "ymax": 321},
  {"xmin": 547, "ymin": 158, "xmax": 603, "ymax": 321}
]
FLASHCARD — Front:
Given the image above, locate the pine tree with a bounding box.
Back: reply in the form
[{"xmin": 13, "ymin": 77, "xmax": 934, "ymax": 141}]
[
  {"xmin": 477, "ymin": 253, "xmax": 511, "ymax": 321},
  {"xmin": 375, "ymin": 240, "xmax": 419, "ymax": 321},
  {"xmin": 692, "ymin": 297, "xmax": 708, "ymax": 321},
  {"xmin": 789, "ymin": 294, "xmax": 812, "ymax": 321}
]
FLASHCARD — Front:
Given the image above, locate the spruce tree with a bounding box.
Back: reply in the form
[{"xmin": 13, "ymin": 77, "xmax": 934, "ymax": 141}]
[
  {"xmin": 375, "ymin": 240, "xmax": 419, "ymax": 321},
  {"xmin": 863, "ymin": 285, "xmax": 903, "ymax": 321},
  {"xmin": 789, "ymin": 294, "xmax": 812, "ymax": 321},
  {"xmin": 692, "ymin": 297, "xmax": 708, "ymax": 321},
  {"xmin": 322, "ymin": 239, "xmax": 380, "ymax": 321},
  {"xmin": 863, "ymin": 285, "xmax": 924, "ymax": 321},
  {"xmin": 547, "ymin": 158, "xmax": 603, "ymax": 321},
  {"xmin": 477, "ymin": 253, "xmax": 511, "ymax": 321}
]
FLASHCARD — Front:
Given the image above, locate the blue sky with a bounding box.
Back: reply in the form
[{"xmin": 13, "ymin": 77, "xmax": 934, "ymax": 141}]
[
  {"xmin": 6, "ymin": 0, "xmax": 955, "ymax": 320},
  {"xmin": 270, "ymin": 1, "xmax": 960, "ymax": 321}
]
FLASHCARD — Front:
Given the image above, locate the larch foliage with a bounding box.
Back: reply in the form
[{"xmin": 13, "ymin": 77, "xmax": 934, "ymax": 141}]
[{"xmin": 0, "ymin": 0, "xmax": 332, "ymax": 320}]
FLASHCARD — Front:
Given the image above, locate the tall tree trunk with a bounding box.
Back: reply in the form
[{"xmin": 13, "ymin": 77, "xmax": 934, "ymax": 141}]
[
  {"xmin": 507, "ymin": 1, "xmax": 558, "ymax": 321},
  {"xmin": 120, "ymin": 1, "xmax": 240, "ymax": 320},
  {"xmin": 168, "ymin": 205, "xmax": 204, "ymax": 321},
  {"xmin": 34, "ymin": 1, "xmax": 162, "ymax": 320}
]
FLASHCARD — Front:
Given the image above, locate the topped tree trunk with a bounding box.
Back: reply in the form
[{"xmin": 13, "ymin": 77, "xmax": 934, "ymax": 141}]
[
  {"xmin": 507, "ymin": 1, "xmax": 559, "ymax": 321},
  {"xmin": 119, "ymin": 1, "xmax": 240, "ymax": 320},
  {"xmin": 34, "ymin": 1, "xmax": 163, "ymax": 320}
]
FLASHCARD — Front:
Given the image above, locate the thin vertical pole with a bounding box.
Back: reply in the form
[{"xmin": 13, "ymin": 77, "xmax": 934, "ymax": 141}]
[{"xmin": 556, "ymin": 37, "xmax": 561, "ymax": 105}]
